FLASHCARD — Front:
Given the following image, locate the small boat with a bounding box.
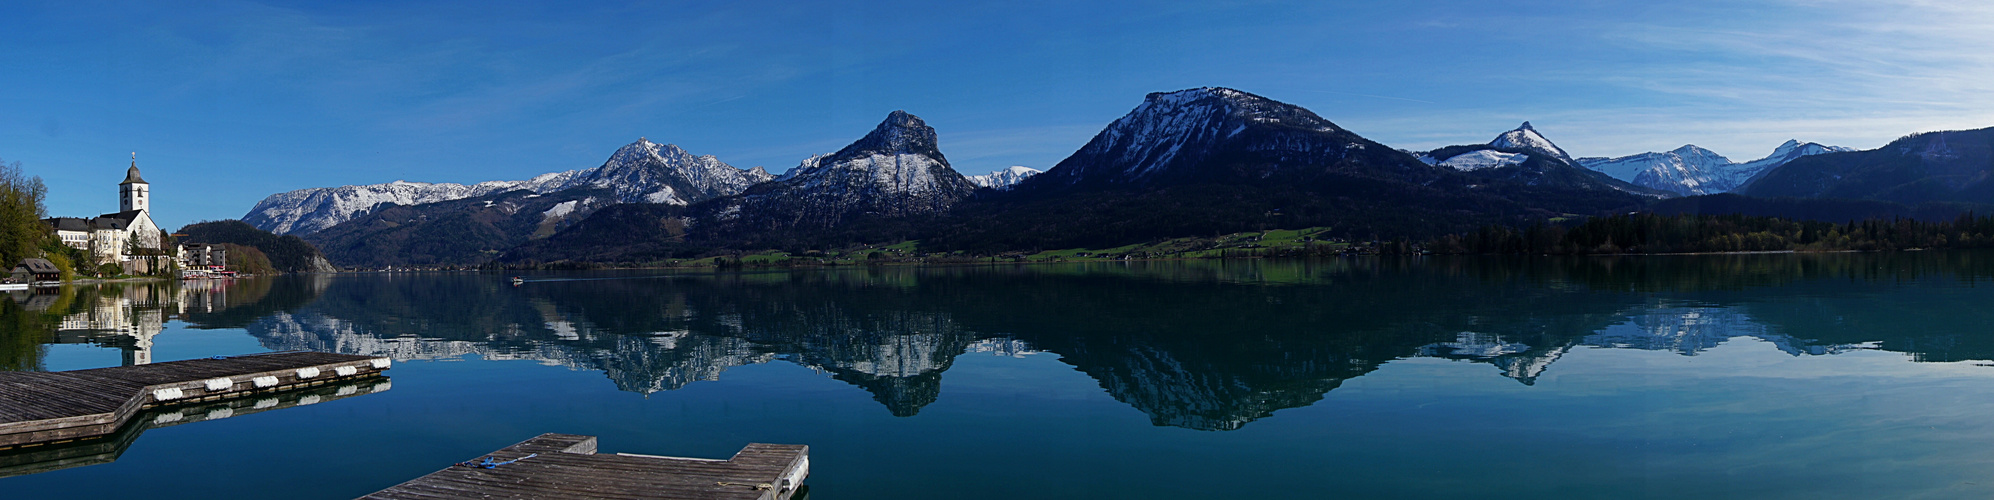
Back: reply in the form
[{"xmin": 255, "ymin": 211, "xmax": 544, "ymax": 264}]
[
  {"xmin": 511, "ymin": 276, "xmax": 525, "ymax": 286},
  {"xmin": 0, "ymin": 283, "xmax": 26, "ymax": 291}
]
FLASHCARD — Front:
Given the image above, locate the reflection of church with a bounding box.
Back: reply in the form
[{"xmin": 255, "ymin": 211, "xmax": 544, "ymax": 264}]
[
  {"xmin": 54, "ymin": 285, "xmax": 168, "ymax": 366},
  {"xmin": 19, "ymin": 280, "xmax": 239, "ymax": 367},
  {"xmin": 44, "ymin": 158, "xmax": 166, "ymax": 274}
]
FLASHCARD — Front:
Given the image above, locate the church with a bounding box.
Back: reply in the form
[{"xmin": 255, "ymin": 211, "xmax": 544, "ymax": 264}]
[{"xmin": 45, "ymin": 158, "xmax": 167, "ymax": 273}]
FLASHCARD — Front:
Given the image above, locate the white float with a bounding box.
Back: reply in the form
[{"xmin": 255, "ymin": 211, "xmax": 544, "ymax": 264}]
[
  {"xmin": 205, "ymin": 378, "xmax": 234, "ymax": 391},
  {"xmin": 370, "ymin": 358, "xmax": 392, "ymax": 369},
  {"xmin": 253, "ymin": 376, "xmax": 280, "ymax": 388},
  {"xmin": 296, "ymin": 367, "xmax": 321, "ymax": 379},
  {"xmin": 152, "ymin": 388, "xmax": 184, "ymax": 401},
  {"xmin": 335, "ymin": 366, "xmax": 358, "ymax": 377}
]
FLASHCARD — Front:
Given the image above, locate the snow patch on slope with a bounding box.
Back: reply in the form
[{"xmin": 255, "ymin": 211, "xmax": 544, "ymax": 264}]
[
  {"xmin": 542, "ymin": 200, "xmax": 579, "ymax": 219},
  {"xmin": 1432, "ymin": 150, "xmax": 1529, "ymax": 171}
]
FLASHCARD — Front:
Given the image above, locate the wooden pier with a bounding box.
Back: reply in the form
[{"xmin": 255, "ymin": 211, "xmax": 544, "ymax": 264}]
[
  {"xmin": 0, "ymin": 351, "xmax": 391, "ymax": 450},
  {"xmin": 364, "ymin": 434, "xmax": 809, "ymax": 500},
  {"xmin": 0, "ymin": 376, "xmax": 392, "ymax": 478}
]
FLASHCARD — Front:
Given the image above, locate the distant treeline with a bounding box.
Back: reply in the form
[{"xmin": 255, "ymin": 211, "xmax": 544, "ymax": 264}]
[
  {"xmin": 1650, "ymin": 193, "xmax": 1994, "ymax": 223},
  {"xmin": 1427, "ymin": 213, "xmax": 1994, "ymax": 255}
]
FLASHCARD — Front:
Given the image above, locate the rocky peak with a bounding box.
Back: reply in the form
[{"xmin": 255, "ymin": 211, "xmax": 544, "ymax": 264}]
[
  {"xmin": 1491, "ymin": 122, "xmax": 1574, "ymax": 163},
  {"xmin": 826, "ymin": 110, "xmax": 946, "ymax": 165},
  {"xmin": 1772, "ymin": 139, "xmax": 1803, "ymax": 156}
]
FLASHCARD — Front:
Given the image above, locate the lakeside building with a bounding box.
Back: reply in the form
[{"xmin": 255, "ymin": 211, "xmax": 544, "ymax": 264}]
[
  {"xmin": 11, "ymin": 259, "xmax": 61, "ymax": 283},
  {"xmin": 180, "ymin": 243, "xmax": 226, "ymax": 272},
  {"xmin": 42, "ymin": 159, "xmax": 170, "ymax": 274}
]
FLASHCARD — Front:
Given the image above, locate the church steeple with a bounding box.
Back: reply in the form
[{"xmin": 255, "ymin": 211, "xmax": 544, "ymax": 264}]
[{"xmin": 120, "ymin": 152, "xmax": 149, "ymax": 213}]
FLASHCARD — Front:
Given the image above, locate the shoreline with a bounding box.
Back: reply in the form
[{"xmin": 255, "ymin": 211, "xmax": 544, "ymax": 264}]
[
  {"xmin": 319, "ymin": 247, "xmax": 1983, "ymax": 273},
  {"xmin": 66, "ymin": 277, "xmax": 173, "ymax": 284}
]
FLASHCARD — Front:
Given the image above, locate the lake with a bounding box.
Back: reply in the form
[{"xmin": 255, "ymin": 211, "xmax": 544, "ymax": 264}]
[{"xmin": 5, "ymin": 253, "xmax": 1994, "ymax": 498}]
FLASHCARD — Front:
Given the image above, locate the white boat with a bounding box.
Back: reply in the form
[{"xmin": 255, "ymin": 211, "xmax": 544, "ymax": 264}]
[{"xmin": 0, "ymin": 283, "xmax": 26, "ymax": 291}]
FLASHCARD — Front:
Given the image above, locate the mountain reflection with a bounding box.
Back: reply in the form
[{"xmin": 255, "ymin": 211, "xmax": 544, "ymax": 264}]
[{"xmin": 20, "ymin": 252, "xmax": 1991, "ymax": 431}]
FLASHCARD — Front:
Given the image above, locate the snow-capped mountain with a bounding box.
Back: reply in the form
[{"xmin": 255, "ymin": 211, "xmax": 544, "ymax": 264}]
[
  {"xmin": 1733, "ymin": 140, "xmax": 1856, "ymax": 181},
  {"xmin": 1406, "ymin": 122, "xmax": 1660, "ymax": 197},
  {"xmin": 967, "ymin": 166, "xmax": 1043, "ymax": 190},
  {"xmin": 577, "ymin": 139, "xmax": 773, "ymax": 204},
  {"xmin": 1023, "ymin": 87, "xmax": 1432, "ymax": 189},
  {"xmin": 1489, "ymin": 122, "xmax": 1574, "ymax": 164},
  {"xmin": 242, "ymin": 178, "xmax": 563, "ymax": 235},
  {"xmin": 703, "ymin": 110, "xmax": 980, "ymax": 228},
  {"xmin": 242, "ymin": 139, "xmax": 770, "ymax": 235},
  {"xmin": 1577, "ymin": 140, "xmax": 1853, "ymax": 196}
]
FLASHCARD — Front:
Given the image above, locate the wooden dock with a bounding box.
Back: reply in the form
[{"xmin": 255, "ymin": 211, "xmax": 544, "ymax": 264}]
[
  {"xmin": 364, "ymin": 434, "xmax": 809, "ymax": 500},
  {"xmin": 0, "ymin": 351, "xmax": 391, "ymax": 450},
  {"xmin": 0, "ymin": 376, "xmax": 392, "ymax": 478}
]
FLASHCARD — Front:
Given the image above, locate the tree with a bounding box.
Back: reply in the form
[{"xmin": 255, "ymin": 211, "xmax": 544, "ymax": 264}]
[
  {"xmin": 42, "ymin": 251, "xmax": 74, "ymax": 282},
  {"xmin": 221, "ymin": 244, "xmax": 278, "ymax": 276},
  {"xmin": 0, "ymin": 157, "xmax": 49, "ymax": 268}
]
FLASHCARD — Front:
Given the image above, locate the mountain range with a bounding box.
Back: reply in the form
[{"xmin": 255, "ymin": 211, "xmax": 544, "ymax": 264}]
[
  {"xmin": 1736, "ymin": 128, "xmax": 1994, "ymax": 204},
  {"xmin": 1577, "ymin": 140, "xmax": 1854, "ymax": 196},
  {"xmin": 244, "ymin": 139, "xmax": 770, "ymax": 236},
  {"xmin": 1414, "ymin": 123, "xmax": 1659, "ymax": 197},
  {"xmin": 236, "ymin": 86, "xmax": 1994, "ymax": 268}
]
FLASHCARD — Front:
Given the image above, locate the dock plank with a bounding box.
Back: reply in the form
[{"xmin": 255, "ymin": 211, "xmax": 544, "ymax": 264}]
[
  {"xmin": 364, "ymin": 434, "xmax": 808, "ymax": 500},
  {"xmin": 0, "ymin": 351, "xmax": 391, "ymax": 449}
]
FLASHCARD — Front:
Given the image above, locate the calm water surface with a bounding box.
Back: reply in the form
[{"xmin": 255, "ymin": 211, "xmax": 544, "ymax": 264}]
[{"xmin": 5, "ymin": 253, "xmax": 1994, "ymax": 498}]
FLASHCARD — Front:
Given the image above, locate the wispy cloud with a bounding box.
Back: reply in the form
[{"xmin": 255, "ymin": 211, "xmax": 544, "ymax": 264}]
[{"xmin": 1353, "ymin": 0, "xmax": 1994, "ymax": 158}]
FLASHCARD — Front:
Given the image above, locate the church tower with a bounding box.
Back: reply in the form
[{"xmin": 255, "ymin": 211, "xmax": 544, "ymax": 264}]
[{"xmin": 119, "ymin": 155, "xmax": 148, "ymax": 213}]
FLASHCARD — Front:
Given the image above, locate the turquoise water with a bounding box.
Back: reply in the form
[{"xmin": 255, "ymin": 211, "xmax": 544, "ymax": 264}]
[{"xmin": 5, "ymin": 253, "xmax": 1994, "ymax": 498}]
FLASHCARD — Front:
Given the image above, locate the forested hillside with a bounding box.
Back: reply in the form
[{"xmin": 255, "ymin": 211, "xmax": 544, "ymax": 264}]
[{"xmin": 177, "ymin": 220, "xmax": 336, "ymax": 273}]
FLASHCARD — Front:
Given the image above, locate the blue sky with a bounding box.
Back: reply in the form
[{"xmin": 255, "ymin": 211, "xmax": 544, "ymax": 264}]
[{"xmin": 6, "ymin": 0, "xmax": 1994, "ymax": 230}]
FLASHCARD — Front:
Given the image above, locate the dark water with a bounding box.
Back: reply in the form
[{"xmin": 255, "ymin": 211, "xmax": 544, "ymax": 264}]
[{"xmin": 6, "ymin": 253, "xmax": 1994, "ymax": 498}]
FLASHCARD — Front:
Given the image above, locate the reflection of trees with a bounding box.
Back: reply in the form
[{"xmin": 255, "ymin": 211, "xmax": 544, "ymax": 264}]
[
  {"xmin": 176, "ymin": 275, "xmax": 328, "ymax": 329},
  {"xmin": 0, "ymin": 287, "xmax": 89, "ymax": 371},
  {"xmin": 217, "ymin": 251, "xmax": 1994, "ymax": 431},
  {"xmin": 0, "ymin": 279, "xmax": 284, "ymax": 370}
]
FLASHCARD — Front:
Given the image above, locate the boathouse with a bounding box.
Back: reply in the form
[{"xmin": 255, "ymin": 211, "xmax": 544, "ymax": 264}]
[{"xmin": 14, "ymin": 259, "xmax": 60, "ymax": 283}]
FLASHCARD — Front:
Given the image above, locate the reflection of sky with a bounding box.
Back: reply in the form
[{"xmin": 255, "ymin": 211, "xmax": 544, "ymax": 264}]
[
  {"xmin": 1310, "ymin": 339, "xmax": 1994, "ymax": 498},
  {"xmin": 39, "ymin": 322, "xmax": 268, "ymax": 371}
]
